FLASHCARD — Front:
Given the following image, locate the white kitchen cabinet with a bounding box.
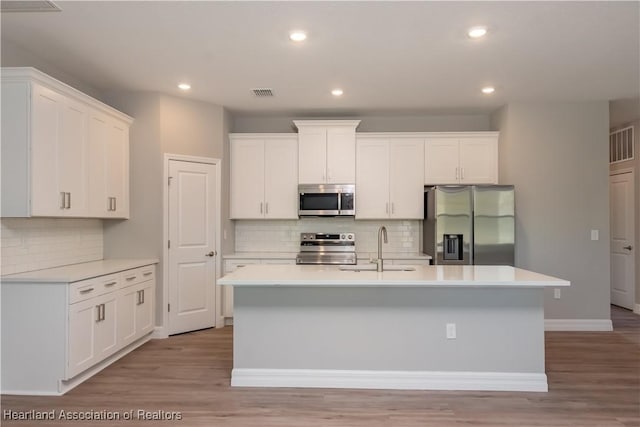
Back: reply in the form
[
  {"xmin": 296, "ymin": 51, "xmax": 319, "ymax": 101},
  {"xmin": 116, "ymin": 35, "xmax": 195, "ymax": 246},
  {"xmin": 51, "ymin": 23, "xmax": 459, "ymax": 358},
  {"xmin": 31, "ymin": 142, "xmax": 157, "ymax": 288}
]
[
  {"xmin": 424, "ymin": 134, "xmax": 498, "ymax": 184},
  {"xmin": 222, "ymin": 257, "xmax": 296, "ymax": 319},
  {"xmin": 88, "ymin": 109, "xmax": 130, "ymax": 218},
  {"xmin": 356, "ymin": 138, "xmax": 424, "ymax": 219},
  {"xmin": 1, "ymin": 67, "xmax": 132, "ymax": 218},
  {"xmin": 295, "ymin": 120, "xmax": 360, "ymax": 184},
  {"xmin": 230, "ymin": 134, "xmax": 298, "ymax": 219},
  {"xmin": 2, "ymin": 261, "xmax": 156, "ymax": 395}
]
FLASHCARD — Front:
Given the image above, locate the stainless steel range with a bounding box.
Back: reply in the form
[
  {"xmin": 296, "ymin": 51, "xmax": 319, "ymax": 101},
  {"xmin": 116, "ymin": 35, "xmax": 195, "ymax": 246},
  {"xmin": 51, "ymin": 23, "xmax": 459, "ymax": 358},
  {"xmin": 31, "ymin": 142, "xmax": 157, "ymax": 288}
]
[{"xmin": 295, "ymin": 233, "xmax": 356, "ymax": 265}]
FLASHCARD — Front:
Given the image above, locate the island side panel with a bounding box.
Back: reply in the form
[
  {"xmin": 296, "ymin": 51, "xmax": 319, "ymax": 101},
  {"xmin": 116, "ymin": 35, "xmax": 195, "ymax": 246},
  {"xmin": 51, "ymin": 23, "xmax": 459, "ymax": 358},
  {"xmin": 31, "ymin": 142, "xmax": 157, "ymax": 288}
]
[{"xmin": 233, "ymin": 286, "xmax": 544, "ymax": 374}]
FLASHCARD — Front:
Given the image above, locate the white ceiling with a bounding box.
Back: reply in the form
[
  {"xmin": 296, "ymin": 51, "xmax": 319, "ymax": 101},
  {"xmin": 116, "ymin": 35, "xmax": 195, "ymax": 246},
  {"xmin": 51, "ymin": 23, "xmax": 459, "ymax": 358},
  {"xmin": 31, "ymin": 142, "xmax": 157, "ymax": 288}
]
[{"xmin": 1, "ymin": 1, "xmax": 639, "ymax": 116}]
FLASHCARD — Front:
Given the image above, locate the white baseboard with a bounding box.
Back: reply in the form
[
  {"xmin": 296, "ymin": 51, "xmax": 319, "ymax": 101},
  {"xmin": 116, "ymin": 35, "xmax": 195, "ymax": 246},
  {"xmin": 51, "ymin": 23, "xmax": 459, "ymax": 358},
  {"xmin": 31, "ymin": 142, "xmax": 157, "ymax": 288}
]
[
  {"xmin": 634, "ymin": 304, "xmax": 640, "ymax": 315},
  {"xmin": 151, "ymin": 326, "xmax": 168, "ymax": 339},
  {"xmin": 231, "ymin": 368, "xmax": 548, "ymax": 392},
  {"xmin": 544, "ymin": 319, "xmax": 613, "ymax": 331},
  {"xmin": 224, "ymin": 317, "xmax": 234, "ymax": 326}
]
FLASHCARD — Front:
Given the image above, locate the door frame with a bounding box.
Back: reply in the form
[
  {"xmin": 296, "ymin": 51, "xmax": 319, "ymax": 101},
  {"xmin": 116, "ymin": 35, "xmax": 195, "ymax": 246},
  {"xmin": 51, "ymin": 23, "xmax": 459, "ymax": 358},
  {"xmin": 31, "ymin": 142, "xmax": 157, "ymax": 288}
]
[
  {"xmin": 161, "ymin": 154, "xmax": 223, "ymax": 337},
  {"xmin": 609, "ymin": 167, "xmax": 636, "ymax": 312}
]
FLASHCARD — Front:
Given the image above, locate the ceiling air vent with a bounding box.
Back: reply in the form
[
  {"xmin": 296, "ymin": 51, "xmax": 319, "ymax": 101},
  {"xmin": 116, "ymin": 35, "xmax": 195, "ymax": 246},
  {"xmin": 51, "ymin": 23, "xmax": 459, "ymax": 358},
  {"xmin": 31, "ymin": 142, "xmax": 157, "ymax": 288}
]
[
  {"xmin": 610, "ymin": 126, "xmax": 634, "ymax": 164},
  {"xmin": 252, "ymin": 88, "xmax": 274, "ymax": 97},
  {"xmin": 1, "ymin": 1, "xmax": 61, "ymax": 12}
]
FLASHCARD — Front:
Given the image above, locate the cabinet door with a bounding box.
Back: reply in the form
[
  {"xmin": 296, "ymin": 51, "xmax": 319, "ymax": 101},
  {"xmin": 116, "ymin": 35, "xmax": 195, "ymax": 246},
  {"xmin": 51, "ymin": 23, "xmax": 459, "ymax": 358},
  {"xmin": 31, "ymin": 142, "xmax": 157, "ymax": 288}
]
[
  {"xmin": 67, "ymin": 299, "xmax": 97, "ymax": 379},
  {"xmin": 88, "ymin": 111, "xmax": 109, "ymax": 216},
  {"xmin": 389, "ymin": 139, "xmax": 424, "ymax": 219},
  {"xmin": 459, "ymin": 137, "xmax": 498, "ymax": 184},
  {"xmin": 30, "ymin": 84, "xmax": 63, "ymax": 216},
  {"xmin": 94, "ymin": 293, "xmax": 118, "ymax": 360},
  {"xmin": 326, "ymin": 126, "xmax": 356, "ymax": 183},
  {"xmin": 264, "ymin": 138, "xmax": 298, "ymax": 219},
  {"xmin": 356, "ymin": 139, "xmax": 390, "ymax": 219},
  {"xmin": 58, "ymin": 97, "xmax": 88, "ymax": 216},
  {"xmin": 230, "ymin": 138, "xmax": 265, "ymax": 218},
  {"xmin": 105, "ymin": 120, "xmax": 130, "ymax": 218},
  {"xmin": 424, "ymin": 139, "xmax": 459, "ymax": 184},
  {"xmin": 117, "ymin": 285, "xmax": 137, "ymax": 347},
  {"xmin": 135, "ymin": 281, "xmax": 155, "ymax": 337},
  {"xmin": 298, "ymin": 128, "xmax": 327, "ymax": 184}
]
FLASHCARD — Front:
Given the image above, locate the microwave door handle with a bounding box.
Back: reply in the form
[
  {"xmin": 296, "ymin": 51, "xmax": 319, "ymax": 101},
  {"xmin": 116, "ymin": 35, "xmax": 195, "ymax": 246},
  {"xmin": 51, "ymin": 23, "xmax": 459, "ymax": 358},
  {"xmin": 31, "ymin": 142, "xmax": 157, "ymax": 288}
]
[{"xmin": 337, "ymin": 191, "xmax": 341, "ymax": 214}]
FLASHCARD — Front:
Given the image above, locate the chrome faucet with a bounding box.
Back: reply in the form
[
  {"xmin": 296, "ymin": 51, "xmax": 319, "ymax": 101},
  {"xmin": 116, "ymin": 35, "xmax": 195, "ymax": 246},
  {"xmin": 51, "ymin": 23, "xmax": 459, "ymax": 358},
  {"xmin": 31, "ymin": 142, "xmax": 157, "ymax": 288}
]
[{"xmin": 375, "ymin": 226, "xmax": 388, "ymax": 272}]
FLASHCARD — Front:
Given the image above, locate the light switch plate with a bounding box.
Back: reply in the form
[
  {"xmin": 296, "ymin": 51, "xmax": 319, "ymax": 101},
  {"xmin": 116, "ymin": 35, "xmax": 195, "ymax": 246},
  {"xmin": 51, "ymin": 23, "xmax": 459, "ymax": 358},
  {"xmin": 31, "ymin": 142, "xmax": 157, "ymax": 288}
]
[
  {"xmin": 591, "ymin": 230, "xmax": 599, "ymax": 241},
  {"xmin": 446, "ymin": 323, "xmax": 456, "ymax": 339},
  {"xmin": 554, "ymin": 288, "xmax": 561, "ymax": 299}
]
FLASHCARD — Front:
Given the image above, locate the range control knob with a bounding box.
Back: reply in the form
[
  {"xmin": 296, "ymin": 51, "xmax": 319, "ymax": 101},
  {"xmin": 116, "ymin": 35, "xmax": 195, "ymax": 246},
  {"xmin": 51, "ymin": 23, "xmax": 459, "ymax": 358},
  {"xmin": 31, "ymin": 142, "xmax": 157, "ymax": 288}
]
[
  {"xmin": 341, "ymin": 234, "xmax": 346, "ymax": 239},
  {"xmin": 348, "ymin": 234, "xmax": 353, "ymax": 240}
]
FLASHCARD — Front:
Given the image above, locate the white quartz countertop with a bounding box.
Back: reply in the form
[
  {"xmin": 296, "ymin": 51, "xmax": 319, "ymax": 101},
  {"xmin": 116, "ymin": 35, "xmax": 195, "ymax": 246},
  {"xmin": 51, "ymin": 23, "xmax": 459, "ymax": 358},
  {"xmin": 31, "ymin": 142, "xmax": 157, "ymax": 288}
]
[
  {"xmin": 218, "ymin": 264, "xmax": 570, "ymax": 288},
  {"xmin": 1, "ymin": 259, "xmax": 159, "ymax": 284},
  {"xmin": 223, "ymin": 252, "xmax": 432, "ymax": 260}
]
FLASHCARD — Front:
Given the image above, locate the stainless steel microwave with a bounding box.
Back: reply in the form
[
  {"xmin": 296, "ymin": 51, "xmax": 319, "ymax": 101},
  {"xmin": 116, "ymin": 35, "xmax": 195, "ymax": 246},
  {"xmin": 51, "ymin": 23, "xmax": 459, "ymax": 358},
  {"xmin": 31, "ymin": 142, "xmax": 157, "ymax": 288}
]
[{"xmin": 298, "ymin": 184, "xmax": 355, "ymax": 217}]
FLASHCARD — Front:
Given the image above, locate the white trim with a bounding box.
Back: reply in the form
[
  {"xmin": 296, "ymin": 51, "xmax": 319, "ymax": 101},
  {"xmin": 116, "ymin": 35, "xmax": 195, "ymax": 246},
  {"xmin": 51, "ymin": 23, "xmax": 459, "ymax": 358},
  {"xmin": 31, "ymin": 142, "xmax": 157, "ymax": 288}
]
[
  {"xmin": 293, "ymin": 120, "xmax": 361, "ymax": 128},
  {"xmin": 544, "ymin": 319, "xmax": 613, "ymax": 331},
  {"xmin": 162, "ymin": 154, "xmax": 224, "ymax": 336},
  {"xmin": 231, "ymin": 369, "xmax": 548, "ymax": 392},
  {"xmin": 609, "ymin": 167, "xmax": 634, "ymax": 177},
  {"xmin": 357, "ymin": 131, "xmax": 500, "ymax": 139},
  {"xmin": 229, "ymin": 133, "xmax": 298, "ymax": 140},
  {"xmin": 634, "ymin": 304, "xmax": 640, "ymax": 315},
  {"xmin": 151, "ymin": 326, "xmax": 168, "ymax": 339}
]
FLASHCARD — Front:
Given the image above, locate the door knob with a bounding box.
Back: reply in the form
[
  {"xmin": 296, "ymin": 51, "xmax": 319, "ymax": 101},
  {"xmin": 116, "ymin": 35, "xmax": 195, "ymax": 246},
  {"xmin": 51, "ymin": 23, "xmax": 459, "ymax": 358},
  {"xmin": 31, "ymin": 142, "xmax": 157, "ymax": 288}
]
[
  {"xmin": 623, "ymin": 245, "xmax": 633, "ymax": 251},
  {"xmin": 206, "ymin": 251, "xmax": 215, "ymax": 257}
]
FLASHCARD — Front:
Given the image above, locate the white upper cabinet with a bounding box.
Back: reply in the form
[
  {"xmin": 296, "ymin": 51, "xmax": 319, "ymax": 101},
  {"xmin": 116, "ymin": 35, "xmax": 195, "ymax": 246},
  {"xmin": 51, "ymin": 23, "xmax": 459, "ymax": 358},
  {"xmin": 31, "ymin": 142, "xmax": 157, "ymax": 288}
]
[
  {"xmin": 424, "ymin": 133, "xmax": 498, "ymax": 185},
  {"xmin": 88, "ymin": 109, "xmax": 130, "ymax": 218},
  {"xmin": 230, "ymin": 134, "xmax": 298, "ymax": 219},
  {"xmin": 295, "ymin": 120, "xmax": 360, "ymax": 184},
  {"xmin": 1, "ymin": 68, "xmax": 132, "ymax": 218},
  {"xmin": 356, "ymin": 137, "xmax": 424, "ymax": 219}
]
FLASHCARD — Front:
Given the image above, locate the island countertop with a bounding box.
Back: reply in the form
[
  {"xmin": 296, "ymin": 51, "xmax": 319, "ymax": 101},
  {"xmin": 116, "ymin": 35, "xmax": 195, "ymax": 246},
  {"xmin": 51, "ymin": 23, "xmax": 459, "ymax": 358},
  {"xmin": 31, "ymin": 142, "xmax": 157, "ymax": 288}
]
[{"xmin": 218, "ymin": 264, "xmax": 570, "ymax": 288}]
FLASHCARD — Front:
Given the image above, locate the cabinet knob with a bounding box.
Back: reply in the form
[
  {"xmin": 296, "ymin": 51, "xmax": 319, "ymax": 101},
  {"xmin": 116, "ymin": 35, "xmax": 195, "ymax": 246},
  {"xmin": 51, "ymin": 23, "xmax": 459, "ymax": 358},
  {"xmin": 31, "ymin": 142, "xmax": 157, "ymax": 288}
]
[{"xmin": 206, "ymin": 251, "xmax": 215, "ymax": 257}]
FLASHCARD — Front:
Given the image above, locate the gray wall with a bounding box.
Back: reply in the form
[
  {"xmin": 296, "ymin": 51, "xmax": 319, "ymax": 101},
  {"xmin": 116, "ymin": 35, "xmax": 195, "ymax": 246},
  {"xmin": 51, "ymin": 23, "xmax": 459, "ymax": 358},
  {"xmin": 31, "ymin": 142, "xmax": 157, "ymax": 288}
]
[
  {"xmin": 491, "ymin": 102, "xmax": 611, "ymax": 320},
  {"xmin": 610, "ymin": 117, "xmax": 640, "ymax": 307},
  {"xmin": 233, "ymin": 113, "xmax": 490, "ymax": 133},
  {"xmin": 1, "ymin": 38, "xmax": 105, "ymax": 101},
  {"xmin": 101, "ymin": 91, "xmax": 228, "ymax": 326}
]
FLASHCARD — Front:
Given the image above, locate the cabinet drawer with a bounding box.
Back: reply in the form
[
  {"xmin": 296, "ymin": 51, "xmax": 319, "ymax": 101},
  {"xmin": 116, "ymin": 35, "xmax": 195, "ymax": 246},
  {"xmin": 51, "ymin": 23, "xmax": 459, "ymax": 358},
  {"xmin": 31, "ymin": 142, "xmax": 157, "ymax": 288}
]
[
  {"xmin": 69, "ymin": 273, "xmax": 120, "ymax": 304},
  {"xmin": 120, "ymin": 265, "xmax": 155, "ymax": 288}
]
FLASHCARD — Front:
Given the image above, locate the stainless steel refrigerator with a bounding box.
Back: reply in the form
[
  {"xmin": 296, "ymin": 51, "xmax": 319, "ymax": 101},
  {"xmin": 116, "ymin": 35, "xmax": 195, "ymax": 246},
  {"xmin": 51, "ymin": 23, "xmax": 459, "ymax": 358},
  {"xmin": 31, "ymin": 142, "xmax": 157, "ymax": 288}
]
[{"xmin": 423, "ymin": 185, "xmax": 515, "ymax": 265}]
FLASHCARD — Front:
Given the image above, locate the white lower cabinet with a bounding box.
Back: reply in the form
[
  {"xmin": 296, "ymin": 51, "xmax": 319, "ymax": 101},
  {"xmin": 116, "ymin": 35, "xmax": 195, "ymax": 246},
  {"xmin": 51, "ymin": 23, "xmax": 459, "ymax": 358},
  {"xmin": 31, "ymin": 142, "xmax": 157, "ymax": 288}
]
[
  {"xmin": 1, "ymin": 262, "xmax": 156, "ymax": 395},
  {"xmin": 223, "ymin": 258, "xmax": 295, "ymax": 318}
]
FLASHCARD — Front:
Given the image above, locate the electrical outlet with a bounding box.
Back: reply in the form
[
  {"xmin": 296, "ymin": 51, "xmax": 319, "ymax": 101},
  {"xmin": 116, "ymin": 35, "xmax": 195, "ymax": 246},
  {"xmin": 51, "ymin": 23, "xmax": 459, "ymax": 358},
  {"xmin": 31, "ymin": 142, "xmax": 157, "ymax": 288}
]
[
  {"xmin": 446, "ymin": 323, "xmax": 456, "ymax": 339},
  {"xmin": 591, "ymin": 229, "xmax": 599, "ymax": 241},
  {"xmin": 554, "ymin": 288, "xmax": 561, "ymax": 299}
]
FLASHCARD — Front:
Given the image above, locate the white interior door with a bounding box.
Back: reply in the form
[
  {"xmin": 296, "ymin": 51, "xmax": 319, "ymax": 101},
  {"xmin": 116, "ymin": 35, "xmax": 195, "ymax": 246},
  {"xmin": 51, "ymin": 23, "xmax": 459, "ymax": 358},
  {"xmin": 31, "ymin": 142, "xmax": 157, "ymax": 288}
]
[
  {"xmin": 168, "ymin": 160, "xmax": 217, "ymax": 335},
  {"xmin": 610, "ymin": 171, "xmax": 635, "ymax": 309}
]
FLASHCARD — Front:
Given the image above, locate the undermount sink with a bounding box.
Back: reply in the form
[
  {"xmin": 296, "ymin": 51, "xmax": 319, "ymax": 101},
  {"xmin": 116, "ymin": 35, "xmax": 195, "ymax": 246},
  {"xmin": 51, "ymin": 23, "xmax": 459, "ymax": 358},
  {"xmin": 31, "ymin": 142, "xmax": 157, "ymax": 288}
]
[{"xmin": 339, "ymin": 265, "xmax": 416, "ymax": 272}]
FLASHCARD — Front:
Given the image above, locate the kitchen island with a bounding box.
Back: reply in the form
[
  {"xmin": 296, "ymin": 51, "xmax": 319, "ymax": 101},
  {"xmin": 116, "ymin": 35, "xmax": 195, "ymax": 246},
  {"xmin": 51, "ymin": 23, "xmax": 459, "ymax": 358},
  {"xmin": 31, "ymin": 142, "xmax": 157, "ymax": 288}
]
[{"xmin": 218, "ymin": 264, "xmax": 569, "ymax": 392}]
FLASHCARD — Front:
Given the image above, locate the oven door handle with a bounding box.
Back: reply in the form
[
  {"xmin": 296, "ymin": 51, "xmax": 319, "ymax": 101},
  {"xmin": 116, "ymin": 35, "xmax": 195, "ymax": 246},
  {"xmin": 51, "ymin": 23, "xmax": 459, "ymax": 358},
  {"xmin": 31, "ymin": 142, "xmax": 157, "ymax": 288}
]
[{"xmin": 337, "ymin": 191, "xmax": 342, "ymax": 214}]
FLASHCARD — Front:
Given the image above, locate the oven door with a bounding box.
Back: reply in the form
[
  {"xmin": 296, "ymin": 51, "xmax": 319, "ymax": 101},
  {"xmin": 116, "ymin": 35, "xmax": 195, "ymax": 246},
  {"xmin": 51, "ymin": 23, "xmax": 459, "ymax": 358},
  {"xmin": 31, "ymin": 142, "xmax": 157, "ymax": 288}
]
[{"xmin": 299, "ymin": 192, "xmax": 339, "ymax": 216}]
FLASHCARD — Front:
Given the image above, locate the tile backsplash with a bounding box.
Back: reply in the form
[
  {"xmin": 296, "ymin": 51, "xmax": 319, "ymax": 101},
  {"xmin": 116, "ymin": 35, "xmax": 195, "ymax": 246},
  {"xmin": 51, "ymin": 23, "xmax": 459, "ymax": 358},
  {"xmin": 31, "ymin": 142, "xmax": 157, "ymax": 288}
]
[
  {"xmin": 235, "ymin": 218, "xmax": 420, "ymax": 255},
  {"xmin": 1, "ymin": 218, "xmax": 103, "ymax": 275}
]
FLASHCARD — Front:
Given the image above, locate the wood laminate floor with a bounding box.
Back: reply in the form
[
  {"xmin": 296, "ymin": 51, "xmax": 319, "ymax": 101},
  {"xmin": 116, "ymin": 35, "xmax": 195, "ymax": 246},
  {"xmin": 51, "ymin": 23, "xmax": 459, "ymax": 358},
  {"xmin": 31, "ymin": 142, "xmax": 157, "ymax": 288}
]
[{"xmin": 2, "ymin": 306, "xmax": 639, "ymax": 427}]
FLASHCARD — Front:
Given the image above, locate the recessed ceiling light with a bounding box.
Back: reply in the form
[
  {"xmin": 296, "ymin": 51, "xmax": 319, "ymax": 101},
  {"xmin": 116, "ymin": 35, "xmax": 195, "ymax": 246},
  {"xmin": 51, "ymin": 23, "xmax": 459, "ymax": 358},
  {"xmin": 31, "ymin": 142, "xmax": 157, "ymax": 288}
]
[
  {"xmin": 178, "ymin": 83, "xmax": 191, "ymax": 90},
  {"xmin": 468, "ymin": 26, "xmax": 488, "ymax": 39},
  {"xmin": 289, "ymin": 31, "xmax": 307, "ymax": 42},
  {"xmin": 482, "ymin": 86, "xmax": 495, "ymax": 94},
  {"xmin": 331, "ymin": 89, "xmax": 344, "ymax": 96}
]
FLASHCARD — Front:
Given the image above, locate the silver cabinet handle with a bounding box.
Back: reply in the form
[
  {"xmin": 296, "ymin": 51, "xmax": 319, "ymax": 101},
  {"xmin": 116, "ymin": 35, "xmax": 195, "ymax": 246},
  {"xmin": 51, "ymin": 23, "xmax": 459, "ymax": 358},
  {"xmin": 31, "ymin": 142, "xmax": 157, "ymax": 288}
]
[
  {"xmin": 80, "ymin": 287, "xmax": 95, "ymax": 294},
  {"xmin": 125, "ymin": 275, "xmax": 136, "ymax": 281},
  {"xmin": 60, "ymin": 192, "xmax": 66, "ymax": 209},
  {"xmin": 260, "ymin": 202, "xmax": 263, "ymax": 214},
  {"xmin": 206, "ymin": 251, "xmax": 215, "ymax": 257},
  {"xmin": 113, "ymin": 197, "xmax": 116, "ymax": 211},
  {"xmin": 461, "ymin": 167, "xmax": 465, "ymax": 180},
  {"xmin": 66, "ymin": 192, "xmax": 71, "ymax": 209},
  {"xmin": 105, "ymin": 281, "xmax": 117, "ymax": 287},
  {"xmin": 101, "ymin": 303, "xmax": 105, "ymax": 321},
  {"xmin": 96, "ymin": 305, "xmax": 101, "ymax": 322},
  {"xmin": 623, "ymin": 245, "xmax": 633, "ymax": 250},
  {"xmin": 391, "ymin": 202, "xmax": 395, "ymax": 214},
  {"xmin": 455, "ymin": 167, "xmax": 459, "ymax": 180},
  {"xmin": 141, "ymin": 289, "xmax": 145, "ymax": 304},
  {"xmin": 265, "ymin": 202, "xmax": 269, "ymax": 214},
  {"xmin": 143, "ymin": 271, "xmax": 153, "ymax": 277}
]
